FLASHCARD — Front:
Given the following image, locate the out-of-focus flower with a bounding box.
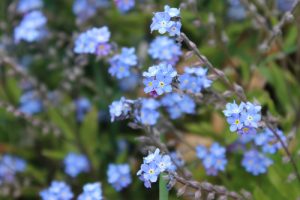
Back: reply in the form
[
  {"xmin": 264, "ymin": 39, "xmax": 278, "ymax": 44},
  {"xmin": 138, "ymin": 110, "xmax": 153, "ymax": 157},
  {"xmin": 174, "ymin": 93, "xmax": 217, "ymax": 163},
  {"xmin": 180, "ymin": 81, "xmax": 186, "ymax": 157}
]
[
  {"xmin": 73, "ymin": 0, "xmax": 110, "ymax": 23},
  {"xmin": 227, "ymin": 0, "xmax": 246, "ymax": 21},
  {"xmin": 148, "ymin": 36, "xmax": 182, "ymax": 65},
  {"xmin": 136, "ymin": 98, "xmax": 160, "ymax": 126},
  {"xmin": 14, "ymin": 11, "xmax": 47, "ymax": 43},
  {"xmin": 19, "ymin": 91, "xmax": 42, "ymax": 115},
  {"xmin": 63, "ymin": 153, "xmax": 90, "ymax": 177},
  {"xmin": 0, "ymin": 155, "xmax": 26, "ymax": 184},
  {"xmin": 276, "ymin": 0, "xmax": 295, "ymax": 12},
  {"xmin": 75, "ymin": 97, "xmax": 91, "ymax": 122},
  {"xmin": 196, "ymin": 143, "xmax": 227, "ymax": 176},
  {"xmin": 107, "ymin": 163, "xmax": 131, "ymax": 191},
  {"xmin": 78, "ymin": 182, "xmax": 103, "ymax": 200},
  {"xmin": 178, "ymin": 67, "xmax": 212, "ymax": 93},
  {"xmin": 114, "ymin": 0, "xmax": 135, "ymax": 13},
  {"xmin": 242, "ymin": 149, "xmax": 273, "ymax": 175},
  {"xmin": 254, "ymin": 128, "xmax": 287, "ymax": 154},
  {"xmin": 74, "ymin": 26, "xmax": 111, "ymax": 54},
  {"xmin": 40, "ymin": 181, "xmax": 74, "ymax": 200},
  {"xmin": 161, "ymin": 93, "xmax": 195, "ymax": 119},
  {"xmin": 168, "ymin": 151, "xmax": 185, "ymax": 171},
  {"xmin": 108, "ymin": 47, "xmax": 137, "ymax": 79},
  {"xmin": 17, "ymin": 0, "xmax": 43, "ymax": 14}
]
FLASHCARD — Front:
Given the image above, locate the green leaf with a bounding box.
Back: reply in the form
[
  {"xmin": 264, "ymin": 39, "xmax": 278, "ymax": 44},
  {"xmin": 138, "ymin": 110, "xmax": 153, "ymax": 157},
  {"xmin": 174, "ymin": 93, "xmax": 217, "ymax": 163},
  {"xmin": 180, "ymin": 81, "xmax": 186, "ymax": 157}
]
[
  {"xmin": 48, "ymin": 108, "xmax": 75, "ymax": 140},
  {"xmin": 159, "ymin": 174, "xmax": 169, "ymax": 200}
]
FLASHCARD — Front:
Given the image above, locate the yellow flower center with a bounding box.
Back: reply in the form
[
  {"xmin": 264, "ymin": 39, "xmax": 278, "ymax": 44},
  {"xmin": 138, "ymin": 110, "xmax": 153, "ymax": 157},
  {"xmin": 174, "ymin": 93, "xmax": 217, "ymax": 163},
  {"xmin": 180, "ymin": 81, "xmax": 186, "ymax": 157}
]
[{"xmin": 235, "ymin": 119, "xmax": 240, "ymax": 125}]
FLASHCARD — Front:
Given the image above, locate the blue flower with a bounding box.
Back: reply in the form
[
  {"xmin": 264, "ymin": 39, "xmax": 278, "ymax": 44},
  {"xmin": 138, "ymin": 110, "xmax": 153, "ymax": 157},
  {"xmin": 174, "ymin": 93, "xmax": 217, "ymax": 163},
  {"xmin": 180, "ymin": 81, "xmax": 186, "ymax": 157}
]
[
  {"xmin": 196, "ymin": 145, "xmax": 207, "ymax": 159},
  {"xmin": 276, "ymin": 0, "xmax": 295, "ymax": 12},
  {"xmin": 223, "ymin": 101, "xmax": 261, "ymax": 134},
  {"xmin": 227, "ymin": 114, "xmax": 244, "ymax": 132},
  {"xmin": 114, "ymin": 0, "xmax": 135, "ymax": 13},
  {"xmin": 107, "ymin": 163, "xmax": 132, "ymax": 191},
  {"xmin": 150, "ymin": 5, "xmax": 181, "ymax": 36},
  {"xmin": 242, "ymin": 150, "xmax": 273, "ymax": 175},
  {"xmin": 168, "ymin": 152, "xmax": 185, "ymax": 171},
  {"xmin": 118, "ymin": 73, "xmax": 139, "ymax": 91},
  {"xmin": 153, "ymin": 74, "xmax": 172, "ymax": 95},
  {"xmin": 74, "ymin": 26, "xmax": 111, "ymax": 54},
  {"xmin": 40, "ymin": 181, "xmax": 74, "ymax": 200},
  {"xmin": 178, "ymin": 67, "xmax": 212, "ymax": 93},
  {"xmin": 223, "ymin": 101, "xmax": 244, "ymax": 117},
  {"xmin": 143, "ymin": 63, "xmax": 177, "ymax": 96},
  {"xmin": 109, "ymin": 97, "xmax": 132, "ymax": 122},
  {"xmin": 14, "ymin": 11, "xmax": 47, "ymax": 43},
  {"xmin": 17, "ymin": 0, "xmax": 43, "ymax": 14},
  {"xmin": 148, "ymin": 36, "xmax": 182, "ymax": 64},
  {"xmin": 95, "ymin": 43, "xmax": 111, "ymax": 57},
  {"xmin": 109, "ymin": 47, "xmax": 138, "ymax": 79},
  {"xmin": 78, "ymin": 182, "xmax": 103, "ymax": 200},
  {"xmin": 227, "ymin": 0, "xmax": 246, "ymax": 21},
  {"xmin": 108, "ymin": 61, "xmax": 131, "ymax": 79},
  {"xmin": 63, "ymin": 153, "xmax": 90, "ymax": 177},
  {"xmin": 0, "ymin": 155, "xmax": 26, "ymax": 184},
  {"xmin": 155, "ymin": 155, "xmax": 172, "ymax": 172},
  {"xmin": 196, "ymin": 143, "xmax": 227, "ymax": 176},
  {"xmin": 138, "ymin": 99, "xmax": 160, "ymax": 125},
  {"xmin": 19, "ymin": 91, "xmax": 42, "ymax": 115},
  {"xmin": 75, "ymin": 97, "xmax": 91, "ymax": 122},
  {"xmin": 161, "ymin": 93, "xmax": 195, "ymax": 119},
  {"xmin": 164, "ymin": 5, "xmax": 180, "ymax": 17},
  {"xmin": 254, "ymin": 128, "xmax": 287, "ymax": 154},
  {"xmin": 150, "ymin": 12, "xmax": 172, "ymax": 34},
  {"xmin": 73, "ymin": 0, "xmax": 110, "ymax": 23},
  {"xmin": 137, "ymin": 148, "xmax": 174, "ymax": 188},
  {"xmin": 168, "ymin": 21, "xmax": 182, "ymax": 36}
]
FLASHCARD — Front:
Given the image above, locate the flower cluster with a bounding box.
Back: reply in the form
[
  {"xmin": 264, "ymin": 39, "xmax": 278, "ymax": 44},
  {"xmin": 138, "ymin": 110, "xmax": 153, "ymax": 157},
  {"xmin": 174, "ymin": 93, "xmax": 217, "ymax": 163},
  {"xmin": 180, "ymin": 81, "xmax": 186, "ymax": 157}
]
[
  {"xmin": 223, "ymin": 101, "xmax": 262, "ymax": 134},
  {"xmin": 196, "ymin": 143, "xmax": 227, "ymax": 176},
  {"xmin": 63, "ymin": 153, "xmax": 90, "ymax": 178},
  {"xmin": 137, "ymin": 148, "xmax": 174, "ymax": 188},
  {"xmin": 178, "ymin": 67, "xmax": 212, "ymax": 93},
  {"xmin": 161, "ymin": 93, "xmax": 195, "ymax": 119},
  {"xmin": 108, "ymin": 47, "xmax": 138, "ymax": 79},
  {"xmin": 109, "ymin": 97, "xmax": 133, "ymax": 122},
  {"xmin": 78, "ymin": 182, "xmax": 103, "ymax": 200},
  {"xmin": 227, "ymin": 0, "xmax": 246, "ymax": 21},
  {"xmin": 14, "ymin": 10, "xmax": 47, "ymax": 43},
  {"xmin": 75, "ymin": 97, "xmax": 91, "ymax": 122},
  {"xmin": 143, "ymin": 63, "xmax": 177, "ymax": 96},
  {"xmin": 137, "ymin": 98, "xmax": 160, "ymax": 126},
  {"xmin": 17, "ymin": 0, "xmax": 43, "ymax": 14},
  {"xmin": 0, "ymin": 155, "xmax": 26, "ymax": 184},
  {"xmin": 73, "ymin": 0, "xmax": 110, "ymax": 23},
  {"xmin": 150, "ymin": 5, "xmax": 181, "ymax": 36},
  {"xmin": 74, "ymin": 26, "xmax": 111, "ymax": 55},
  {"xmin": 242, "ymin": 149, "xmax": 273, "ymax": 175},
  {"xmin": 254, "ymin": 128, "xmax": 287, "ymax": 154},
  {"xmin": 40, "ymin": 181, "xmax": 74, "ymax": 200},
  {"xmin": 148, "ymin": 36, "xmax": 182, "ymax": 64},
  {"xmin": 107, "ymin": 163, "xmax": 132, "ymax": 191},
  {"xmin": 231, "ymin": 128, "xmax": 286, "ymax": 175},
  {"xmin": 114, "ymin": 0, "xmax": 135, "ymax": 13},
  {"xmin": 19, "ymin": 91, "xmax": 42, "ymax": 115}
]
